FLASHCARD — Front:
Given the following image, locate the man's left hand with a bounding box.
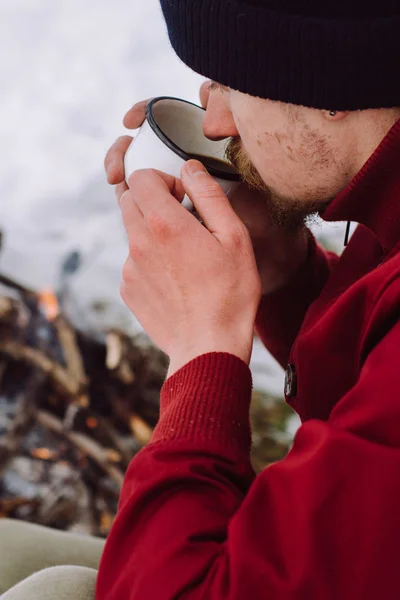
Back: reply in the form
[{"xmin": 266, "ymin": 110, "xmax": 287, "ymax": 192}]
[{"xmin": 116, "ymin": 160, "xmax": 262, "ymax": 378}]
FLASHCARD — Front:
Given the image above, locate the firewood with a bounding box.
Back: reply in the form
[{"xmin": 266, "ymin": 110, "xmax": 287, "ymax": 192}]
[
  {"xmin": 37, "ymin": 410, "xmax": 125, "ymax": 489},
  {"xmin": 0, "ymin": 271, "xmax": 174, "ymax": 532},
  {"xmin": 0, "ymin": 341, "xmax": 81, "ymax": 396},
  {"xmin": 0, "ymin": 370, "xmax": 46, "ymax": 475}
]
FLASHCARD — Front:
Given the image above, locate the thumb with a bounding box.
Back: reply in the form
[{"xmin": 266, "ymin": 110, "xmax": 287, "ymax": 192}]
[{"xmin": 181, "ymin": 160, "xmax": 238, "ymax": 237}]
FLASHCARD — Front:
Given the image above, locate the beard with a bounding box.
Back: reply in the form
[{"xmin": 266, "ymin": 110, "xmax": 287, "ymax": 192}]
[{"xmin": 225, "ymin": 137, "xmax": 323, "ymax": 231}]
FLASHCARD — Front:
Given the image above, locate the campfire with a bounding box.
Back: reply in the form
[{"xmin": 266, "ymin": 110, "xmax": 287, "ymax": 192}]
[
  {"xmin": 0, "ymin": 268, "xmax": 293, "ymax": 537},
  {"xmin": 0, "ymin": 269, "xmax": 168, "ymax": 536}
]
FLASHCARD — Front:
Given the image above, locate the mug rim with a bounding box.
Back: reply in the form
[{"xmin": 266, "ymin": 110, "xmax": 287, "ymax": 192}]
[{"xmin": 145, "ymin": 96, "xmax": 240, "ymax": 182}]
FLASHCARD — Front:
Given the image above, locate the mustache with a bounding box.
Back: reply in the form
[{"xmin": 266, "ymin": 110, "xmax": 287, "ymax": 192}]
[{"xmin": 225, "ymin": 137, "xmax": 268, "ymax": 192}]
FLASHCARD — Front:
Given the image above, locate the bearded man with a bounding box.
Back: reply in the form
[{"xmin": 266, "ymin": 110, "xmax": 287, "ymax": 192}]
[
  {"xmin": 1, "ymin": 2, "xmax": 399, "ymax": 600},
  {"xmin": 97, "ymin": 2, "xmax": 400, "ymax": 598}
]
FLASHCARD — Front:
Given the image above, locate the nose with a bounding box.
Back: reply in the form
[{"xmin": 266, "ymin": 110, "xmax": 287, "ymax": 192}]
[{"xmin": 202, "ymin": 89, "xmax": 239, "ymax": 141}]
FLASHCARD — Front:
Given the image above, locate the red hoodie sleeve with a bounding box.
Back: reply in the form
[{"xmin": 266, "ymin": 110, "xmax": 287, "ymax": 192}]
[
  {"xmin": 255, "ymin": 234, "xmax": 339, "ymax": 367},
  {"xmin": 96, "ymin": 321, "xmax": 400, "ymax": 600}
]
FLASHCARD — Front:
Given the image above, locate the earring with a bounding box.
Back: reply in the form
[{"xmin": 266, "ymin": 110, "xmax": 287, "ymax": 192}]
[{"xmin": 329, "ymin": 110, "xmax": 337, "ymax": 117}]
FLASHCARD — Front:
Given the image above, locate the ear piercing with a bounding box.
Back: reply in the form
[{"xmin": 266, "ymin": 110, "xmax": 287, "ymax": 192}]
[{"xmin": 329, "ymin": 110, "xmax": 337, "ymax": 117}]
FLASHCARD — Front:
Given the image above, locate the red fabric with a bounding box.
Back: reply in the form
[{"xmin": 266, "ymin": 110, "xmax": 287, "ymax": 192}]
[
  {"xmin": 96, "ymin": 118, "xmax": 400, "ymax": 599},
  {"xmin": 255, "ymin": 235, "xmax": 339, "ymax": 368}
]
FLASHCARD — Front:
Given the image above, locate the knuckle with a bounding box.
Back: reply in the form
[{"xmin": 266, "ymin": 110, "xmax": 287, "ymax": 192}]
[
  {"xmin": 128, "ymin": 239, "xmax": 146, "ymax": 260},
  {"xmin": 229, "ymin": 224, "xmax": 249, "ymax": 249},
  {"xmin": 127, "ymin": 168, "xmax": 155, "ymax": 189},
  {"xmin": 121, "ymin": 260, "xmax": 135, "ymax": 285},
  {"xmin": 147, "ymin": 211, "xmax": 171, "ymax": 238},
  {"xmin": 127, "ymin": 170, "xmax": 142, "ymax": 188}
]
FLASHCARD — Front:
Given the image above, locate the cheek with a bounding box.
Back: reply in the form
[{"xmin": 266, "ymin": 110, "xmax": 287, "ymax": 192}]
[
  {"xmin": 246, "ymin": 130, "xmax": 291, "ymax": 181},
  {"xmin": 230, "ymin": 98, "xmax": 300, "ymax": 186}
]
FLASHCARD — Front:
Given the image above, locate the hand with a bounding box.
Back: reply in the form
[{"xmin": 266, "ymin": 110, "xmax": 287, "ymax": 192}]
[
  {"xmin": 104, "ymin": 84, "xmax": 309, "ymax": 297},
  {"xmin": 117, "ymin": 161, "xmax": 262, "ymax": 378}
]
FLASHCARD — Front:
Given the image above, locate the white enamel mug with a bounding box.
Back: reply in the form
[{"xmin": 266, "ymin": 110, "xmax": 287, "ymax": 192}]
[{"xmin": 124, "ymin": 97, "xmax": 241, "ymax": 212}]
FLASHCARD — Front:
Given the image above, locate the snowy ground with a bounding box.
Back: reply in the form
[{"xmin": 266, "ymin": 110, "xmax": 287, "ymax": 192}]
[{"xmin": 0, "ymin": 0, "xmax": 353, "ymax": 412}]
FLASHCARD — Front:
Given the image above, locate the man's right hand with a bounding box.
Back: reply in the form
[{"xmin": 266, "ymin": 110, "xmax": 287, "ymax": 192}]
[{"xmin": 104, "ymin": 82, "xmax": 310, "ymax": 295}]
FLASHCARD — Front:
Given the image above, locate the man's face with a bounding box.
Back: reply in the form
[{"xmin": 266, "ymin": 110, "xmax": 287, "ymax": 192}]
[{"xmin": 203, "ymin": 82, "xmax": 357, "ymax": 228}]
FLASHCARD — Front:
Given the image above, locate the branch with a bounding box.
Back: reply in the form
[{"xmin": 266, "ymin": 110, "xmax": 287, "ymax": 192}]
[
  {"xmin": 37, "ymin": 410, "xmax": 125, "ymax": 489},
  {"xmin": 54, "ymin": 314, "xmax": 87, "ymax": 391},
  {"xmin": 130, "ymin": 413, "xmax": 153, "ymax": 446},
  {"xmin": 0, "ymin": 273, "xmax": 36, "ymax": 297},
  {"xmin": 0, "ymin": 341, "xmax": 81, "ymax": 396}
]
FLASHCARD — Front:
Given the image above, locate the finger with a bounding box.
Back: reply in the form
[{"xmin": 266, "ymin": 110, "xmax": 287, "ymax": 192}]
[
  {"xmin": 127, "ymin": 169, "xmax": 186, "ymax": 219},
  {"xmin": 199, "ymin": 80, "xmax": 211, "ymax": 109},
  {"xmin": 123, "ymin": 99, "xmax": 152, "ymax": 129},
  {"xmin": 119, "ymin": 190, "xmax": 147, "ymax": 242},
  {"xmin": 115, "ymin": 181, "xmax": 129, "ymax": 205},
  {"xmin": 105, "ymin": 136, "xmax": 133, "ymax": 184},
  {"xmin": 180, "ymin": 160, "xmax": 239, "ymax": 238}
]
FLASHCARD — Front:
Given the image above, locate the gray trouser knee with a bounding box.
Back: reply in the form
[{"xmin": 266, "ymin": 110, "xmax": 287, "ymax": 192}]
[
  {"xmin": 0, "ymin": 519, "xmax": 104, "ymax": 594},
  {"xmin": 1, "ymin": 565, "xmax": 97, "ymax": 600}
]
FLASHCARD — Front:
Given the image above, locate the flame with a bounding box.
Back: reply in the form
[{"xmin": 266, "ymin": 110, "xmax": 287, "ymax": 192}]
[
  {"xmin": 79, "ymin": 396, "xmax": 90, "ymax": 408},
  {"xmin": 39, "ymin": 289, "xmax": 60, "ymax": 321},
  {"xmin": 30, "ymin": 448, "xmax": 57, "ymax": 461}
]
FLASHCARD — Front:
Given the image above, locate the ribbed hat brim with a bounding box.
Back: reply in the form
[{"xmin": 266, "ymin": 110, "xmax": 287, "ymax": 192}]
[{"xmin": 160, "ymin": 0, "xmax": 400, "ymax": 110}]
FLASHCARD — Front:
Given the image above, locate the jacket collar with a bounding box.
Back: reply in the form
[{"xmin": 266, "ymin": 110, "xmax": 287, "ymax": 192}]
[{"xmin": 321, "ymin": 118, "xmax": 400, "ymax": 253}]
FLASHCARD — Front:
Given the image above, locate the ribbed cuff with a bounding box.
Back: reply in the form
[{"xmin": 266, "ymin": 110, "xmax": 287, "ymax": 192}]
[
  {"xmin": 160, "ymin": 0, "xmax": 400, "ymax": 110},
  {"xmin": 151, "ymin": 352, "xmax": 253, "ymax": 454}
]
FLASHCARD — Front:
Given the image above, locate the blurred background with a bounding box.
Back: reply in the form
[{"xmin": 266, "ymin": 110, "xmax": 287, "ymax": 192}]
[{"xmin": 0, "ymin": 0, "xmax": 350, "ymax": 533}]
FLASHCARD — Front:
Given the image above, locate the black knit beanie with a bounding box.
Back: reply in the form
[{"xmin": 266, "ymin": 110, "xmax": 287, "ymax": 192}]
[{"xmin": 159, "ymin": 0, "xmax": 400, "ymax": 111}]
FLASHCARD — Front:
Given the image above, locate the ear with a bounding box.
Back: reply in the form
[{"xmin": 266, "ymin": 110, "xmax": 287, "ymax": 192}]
[{"xmin": 323, "ymin": 110, "xmax": 349, "ymax": 121}]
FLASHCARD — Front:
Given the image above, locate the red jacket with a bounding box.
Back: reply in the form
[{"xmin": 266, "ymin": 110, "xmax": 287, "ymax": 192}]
[{"xmin": 97, "ymin": 119, "xmax": 400, "ymax": 599}]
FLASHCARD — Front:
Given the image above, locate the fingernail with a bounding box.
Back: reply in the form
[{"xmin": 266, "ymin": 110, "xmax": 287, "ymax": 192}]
[{"xmin": 185, "ymin": 160, "xmax": 206, "ymax": 176}]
